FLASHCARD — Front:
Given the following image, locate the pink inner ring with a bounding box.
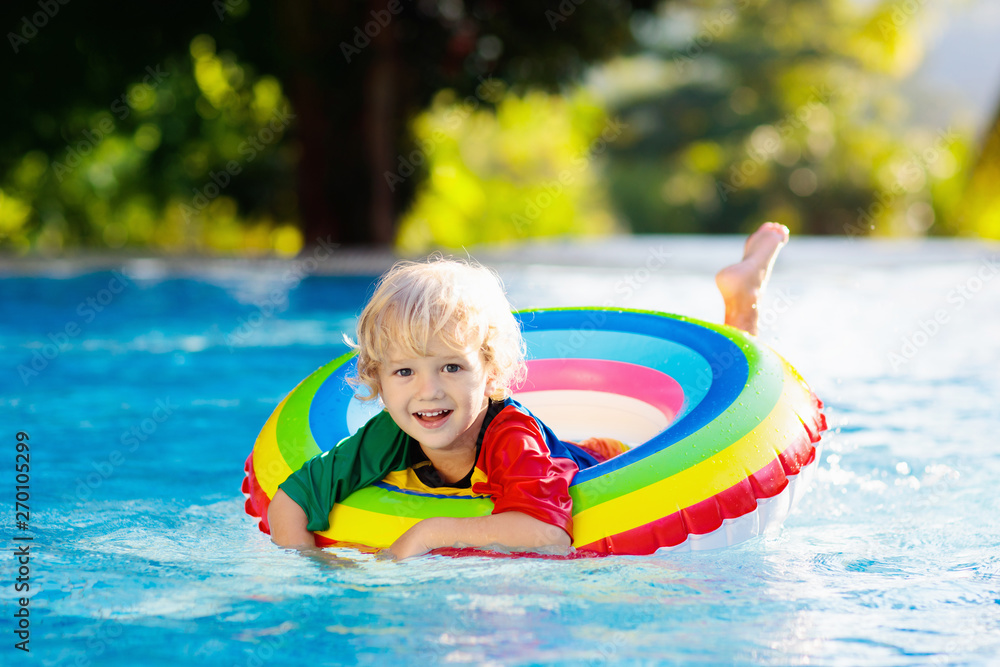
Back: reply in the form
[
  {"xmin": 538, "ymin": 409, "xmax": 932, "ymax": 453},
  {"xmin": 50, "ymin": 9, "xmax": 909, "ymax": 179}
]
[{"xmin": 514, "ymin": 358, "xmax": 685, "ymax": 421}]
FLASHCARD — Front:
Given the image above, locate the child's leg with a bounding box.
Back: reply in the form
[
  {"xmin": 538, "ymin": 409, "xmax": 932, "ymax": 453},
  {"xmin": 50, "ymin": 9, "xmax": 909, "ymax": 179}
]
[{"xmin": 714, "ymin": 222, "xmax": 789, "ymax": 336}]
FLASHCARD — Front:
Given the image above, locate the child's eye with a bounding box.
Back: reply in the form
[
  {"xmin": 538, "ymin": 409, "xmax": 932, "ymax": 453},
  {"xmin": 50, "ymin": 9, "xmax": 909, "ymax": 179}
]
[
  {"xmin": 443, "ymin": 364, "xmax": 461, "ymax": 373},
  {"xmin": 394, "ymin": 368, "xmax": 412, "ymax": 377}
]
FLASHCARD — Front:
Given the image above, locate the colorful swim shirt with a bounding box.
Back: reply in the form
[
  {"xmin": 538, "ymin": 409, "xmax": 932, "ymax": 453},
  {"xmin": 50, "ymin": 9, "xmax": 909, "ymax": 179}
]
[{"xmin": 278, "ymin": 398, "xmax": 601, "ymax": 536}]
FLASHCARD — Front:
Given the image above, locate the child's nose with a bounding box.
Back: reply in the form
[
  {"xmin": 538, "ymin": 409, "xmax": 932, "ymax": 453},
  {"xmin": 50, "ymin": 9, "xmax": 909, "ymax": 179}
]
[{"xmin": 417, "ymin": 376, "xmax": 444, "ymax": 400}]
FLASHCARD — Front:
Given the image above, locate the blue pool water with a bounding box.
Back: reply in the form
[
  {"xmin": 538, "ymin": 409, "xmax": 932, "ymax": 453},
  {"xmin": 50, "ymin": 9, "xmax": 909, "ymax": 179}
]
[{"xmin": 2, "ymin": 237, "xmax": 999, "ymax": 666}]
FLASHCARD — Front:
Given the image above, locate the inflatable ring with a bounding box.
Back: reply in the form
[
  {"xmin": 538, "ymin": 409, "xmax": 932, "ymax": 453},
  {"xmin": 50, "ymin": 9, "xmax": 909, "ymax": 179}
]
[{"xmin": 243, "ymin": 308, "xmax": 826, "ymax": 555}]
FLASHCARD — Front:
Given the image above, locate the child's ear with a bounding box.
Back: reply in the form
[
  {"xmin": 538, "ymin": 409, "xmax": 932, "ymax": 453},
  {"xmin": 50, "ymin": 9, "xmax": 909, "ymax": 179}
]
[{"xmin": 483, "ymin": 370, "xmax": 499, "ymax": 398}]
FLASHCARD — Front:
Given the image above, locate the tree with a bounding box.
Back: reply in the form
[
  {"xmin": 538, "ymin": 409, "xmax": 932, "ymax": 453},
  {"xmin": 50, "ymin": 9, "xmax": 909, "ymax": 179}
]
[
  {"xmin": 0, "ymin": 0, "xmax": 655, "ymax": 252},
  {"xmin": 595, "ymin": 0, "xmax": 970, "ymax": 236}
]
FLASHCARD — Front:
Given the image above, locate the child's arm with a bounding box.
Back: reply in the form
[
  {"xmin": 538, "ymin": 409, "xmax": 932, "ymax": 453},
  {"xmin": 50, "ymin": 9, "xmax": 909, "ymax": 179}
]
[
  {"xmin": 389, "ymin": 512, "xmax": 570, "ymax": 560},
  {"xmin": 267, "ymin": 489, "xmax": 316, "ymax": 547}
]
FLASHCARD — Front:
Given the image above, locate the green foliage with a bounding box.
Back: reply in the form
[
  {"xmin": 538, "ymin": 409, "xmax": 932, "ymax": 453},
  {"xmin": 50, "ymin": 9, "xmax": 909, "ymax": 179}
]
[
  {"xmin": 1, "ymin": 33, "xmax": 301, "ymax": 255},
  {"xmin": 1, "ymin": 0, "xmax": 659, "ymax": 252},
  {"xmin": 393, "ymin": 0, "xmax": 984, "ymax": 244},
  {"xmin": 590, "ymin": 0, "xmax": 974, "ymax": 237},
  {"xmin": 2, "ymin": 0, "xmax": 994, "ymax": 251},
  {"xmin": 396, "ymin": 88, "xmax": 621, "ymax": 252}
]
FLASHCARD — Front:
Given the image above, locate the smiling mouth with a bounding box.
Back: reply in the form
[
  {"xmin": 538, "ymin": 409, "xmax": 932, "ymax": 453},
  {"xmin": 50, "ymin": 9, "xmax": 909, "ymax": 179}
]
[{"xmin": 413, "ymin": 409, "xmax": 453, "ymax": 426}]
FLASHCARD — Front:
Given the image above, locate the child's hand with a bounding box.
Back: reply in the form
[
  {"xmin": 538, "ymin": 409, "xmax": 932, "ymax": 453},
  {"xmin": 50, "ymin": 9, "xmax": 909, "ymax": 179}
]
[
  {"xmin": 386, "ymin": 513, "xmax": 571, "ymax": 560},
  {"xmin": 388, "ymin": 518, "xmax": 439, "ymax": 560}
]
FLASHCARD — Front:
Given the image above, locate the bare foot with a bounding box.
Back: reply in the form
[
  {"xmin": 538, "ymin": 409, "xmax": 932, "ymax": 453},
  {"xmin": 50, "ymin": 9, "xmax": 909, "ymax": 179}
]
[{"xmin": 715, "ymin": 222, "xmax": 790, "ymax": 335}]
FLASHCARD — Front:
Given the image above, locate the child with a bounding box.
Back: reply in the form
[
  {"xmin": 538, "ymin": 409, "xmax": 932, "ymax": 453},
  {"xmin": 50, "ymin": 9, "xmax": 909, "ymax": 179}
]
[{"xmin": 268, "ymin": 222, "xmax": 790, "ymax": 559}]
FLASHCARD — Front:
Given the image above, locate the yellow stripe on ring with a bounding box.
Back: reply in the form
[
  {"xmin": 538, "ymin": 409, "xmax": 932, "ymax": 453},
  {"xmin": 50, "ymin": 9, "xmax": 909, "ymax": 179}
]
[
  {"xmin": 571, "ymin": 359, "xmax": 804, "ymax": 547},
  {"xmin": 252, "ymin": 394, "xmax": 295, "ymax": 497},
  {"xmin": 318, "ymin": 504, "xmax": 420, "ymax": 548}
]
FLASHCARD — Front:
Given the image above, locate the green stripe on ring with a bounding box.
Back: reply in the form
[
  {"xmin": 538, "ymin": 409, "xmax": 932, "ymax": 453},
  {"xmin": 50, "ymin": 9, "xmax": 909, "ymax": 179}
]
[{"xmin": 336, "ymin": 486, "xmax": 495, "ymax": 520}]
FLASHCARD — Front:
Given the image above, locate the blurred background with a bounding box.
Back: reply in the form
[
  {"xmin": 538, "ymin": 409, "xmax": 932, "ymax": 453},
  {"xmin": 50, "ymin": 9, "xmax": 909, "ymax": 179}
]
[{"xmin": 1, "ymin": 0, "xmax": 998, "ymax": 257}]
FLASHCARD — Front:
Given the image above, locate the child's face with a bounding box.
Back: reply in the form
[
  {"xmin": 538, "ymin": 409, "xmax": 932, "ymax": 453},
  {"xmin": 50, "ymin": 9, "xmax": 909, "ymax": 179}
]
[{"xmin": 378, "ymin": 337, "xmax": 496, "ymax": 456}]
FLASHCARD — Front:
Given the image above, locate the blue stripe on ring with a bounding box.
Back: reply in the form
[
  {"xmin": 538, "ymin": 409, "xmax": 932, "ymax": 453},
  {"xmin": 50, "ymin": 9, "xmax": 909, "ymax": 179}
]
[{"xmin": 308, "ymin": 358, "xmax": 361, "ymax": 450}]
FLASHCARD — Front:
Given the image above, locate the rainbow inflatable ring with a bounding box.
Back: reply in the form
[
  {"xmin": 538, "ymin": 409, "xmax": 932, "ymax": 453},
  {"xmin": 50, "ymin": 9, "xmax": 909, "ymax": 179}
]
[{"xmin": 243, "ymin": 308, "xmax": 826, "ymax": 555}]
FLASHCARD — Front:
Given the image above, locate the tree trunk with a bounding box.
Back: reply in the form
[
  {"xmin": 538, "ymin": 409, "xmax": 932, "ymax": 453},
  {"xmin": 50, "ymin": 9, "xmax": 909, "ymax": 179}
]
[
  {"xmin": 278, "ymin": 0, "xmax": 398, "ymax": 248},
  {"xmin": 362, "ymin": 0, "xmax": 398, "ymax": 246}
]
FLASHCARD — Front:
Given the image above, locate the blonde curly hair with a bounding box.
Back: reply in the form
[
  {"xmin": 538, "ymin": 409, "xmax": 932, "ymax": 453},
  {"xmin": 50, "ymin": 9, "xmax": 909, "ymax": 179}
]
[{"xmin": 347, "ymin": 256, "xmax": 526, "ymax": 402}]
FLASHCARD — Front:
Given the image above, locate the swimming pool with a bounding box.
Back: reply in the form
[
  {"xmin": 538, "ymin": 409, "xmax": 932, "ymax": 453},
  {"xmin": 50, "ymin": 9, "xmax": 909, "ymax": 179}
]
[{"xmin": 3, "ymin": 237, "xmax": 998, "ymax": 665}]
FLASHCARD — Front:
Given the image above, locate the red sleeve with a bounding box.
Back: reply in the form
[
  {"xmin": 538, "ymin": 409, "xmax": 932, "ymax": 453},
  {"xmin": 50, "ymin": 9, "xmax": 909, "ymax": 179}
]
[{"xmin": 472, "ymin": 409, "xmax": 579, "ymax": 537}]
